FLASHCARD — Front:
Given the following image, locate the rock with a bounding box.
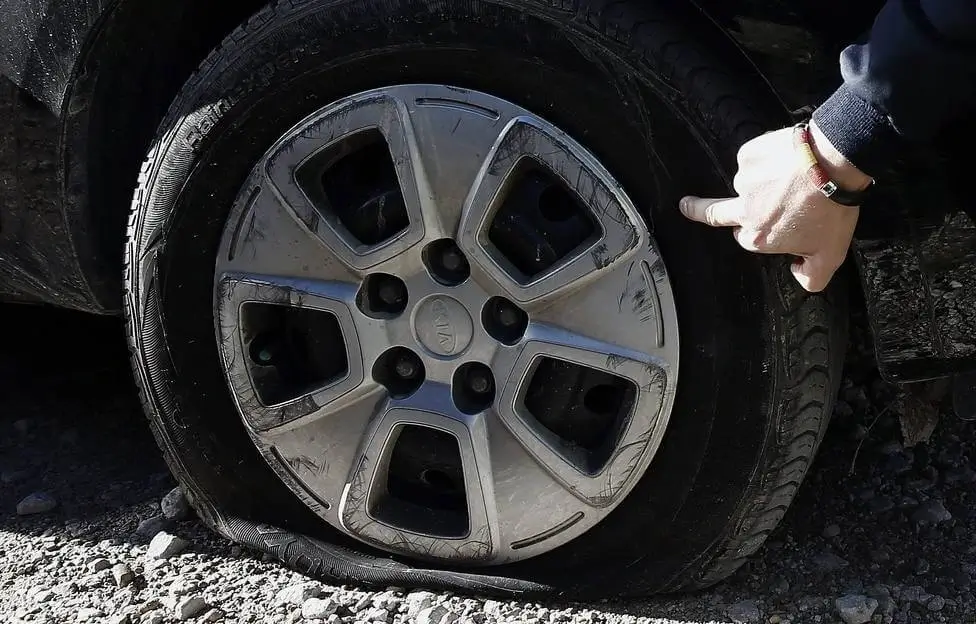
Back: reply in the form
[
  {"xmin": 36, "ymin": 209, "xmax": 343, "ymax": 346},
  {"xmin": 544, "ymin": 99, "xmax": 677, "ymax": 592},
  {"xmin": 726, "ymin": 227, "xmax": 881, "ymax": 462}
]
[
  {"xmin": 727, "ymin": 600, "xmax": 762, "ymax": 623},
  {"xmin": 13, "ymin": 418, "xmax": 33, "ymax": 434},
  {"xmin": 16, "ymin": 492, "xmax": 57, "ymax": 515},
  {"xmin": 201, "ymin": 609, "xmax": 224, "ymax": 623},
  {"xmin": 52, "ymin": 581, "xmax": 78, "ymax": 596},
  {"xmin": 834, "ymin": 595, "xmax": 878, "ymax": 624},
  {"xmin": 900, "ymin": 586, "xmax": 932, "ymax": 604},
  {"xmin": 1, "ymin": 468, "xmax": 30, "ymax": 484},
  {"xmin": 417, "ymin": 606, "xmax": 457, "ymax": 624},
  {"xmin": 482, "ymin": 600, "xmax": 504, "ymax": 617},
  {"xmin": 77, "ymin": 608, "xmax": 102, "ymax": 621},
  {"xmin": 34, "ymin": 589, "xmax": 53, "ymax": 603},
  {"xmin": 302, "ymin": 598, "xmax": 338, "ymax": 619},
  {"xmin": 107, "ymin": 615, "xmax": 131, "ymax": 624},
  {"xmin": 175, "ymin": 596, "xmax": 209, "ymax": 620},
  {"xmin": 868, "ymin": 496, "xmax": 894, "ymax": 513},
  {"xmin": 275, "ymin": 581, "xmax": 323, "ymax": 606},
  {"xmin": 135, "ymin": 515, "xmax": 170, "ymax": 539},
  {"xmin": 161, "ymin": 487, "xmax": 191, "ymax": 521},
  {"xmin": 112, "ymin": 563, "xmax": 136, "ymax": 587},
  {"xmin": 142, "ymin": 612, "xmax": 165, "ymax": 624},
  {"xmin": 870, "ymin": 547, "xmax": 891, "ymax": 563},
  {"xmin": 927, "ymin": 595, "xmax": 946, "ymax": 611},
  {"xmin": 362, "ymin": 607, "xmax": 390, "ymax": 622},
  {"xmin": 915, "ymin": 558, "xmax": 931, "ymax": 575},
  {"xmin": 884, "ymin": 453, "xmax": 913, "ymax": 475},
  {"xmin": 88, "ymin": 557, "xmax": 112, "ymax": 572},
  {"xmin": 145, "ymin": 532, "xmax": 188, "ymax": 560},
  {"xmin": 406, "ymin": 591, "xmax": 438, "ymax": 617},
  {"xmin": 812, "ymin": 552, "xmax": 850, "ymax": 572},
  {"xmin": 769, "ymin": 577, "xmax": 790, "ymax": 594},
  {"xmin": 822, "ymin": 524, "xmax": 841, "ymax": 538},
  {"xmin": 912, "ymin": 500, "xmax": 952, "ymax": 524}
]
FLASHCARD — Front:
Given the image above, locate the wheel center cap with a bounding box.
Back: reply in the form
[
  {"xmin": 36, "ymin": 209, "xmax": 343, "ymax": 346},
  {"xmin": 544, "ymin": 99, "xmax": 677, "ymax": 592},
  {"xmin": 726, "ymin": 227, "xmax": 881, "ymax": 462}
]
[{"xmin": 414, "ymin": 295, "xmax": 473, "ymax": 356}]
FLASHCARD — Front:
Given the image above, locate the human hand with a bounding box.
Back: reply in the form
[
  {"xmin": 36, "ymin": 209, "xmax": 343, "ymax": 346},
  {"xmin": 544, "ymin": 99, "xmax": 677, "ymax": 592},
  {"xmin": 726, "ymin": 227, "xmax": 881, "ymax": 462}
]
[{"xmin": 679, "ymin": 120, "xmax": 872, "ymax": 292}]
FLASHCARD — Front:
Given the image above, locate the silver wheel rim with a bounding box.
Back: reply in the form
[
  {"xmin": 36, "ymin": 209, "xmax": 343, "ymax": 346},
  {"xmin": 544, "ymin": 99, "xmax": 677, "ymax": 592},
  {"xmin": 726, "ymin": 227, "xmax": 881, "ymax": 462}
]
[{"xmin": 214, "ymin": 85, "xmax": 679, "ymax": 565}]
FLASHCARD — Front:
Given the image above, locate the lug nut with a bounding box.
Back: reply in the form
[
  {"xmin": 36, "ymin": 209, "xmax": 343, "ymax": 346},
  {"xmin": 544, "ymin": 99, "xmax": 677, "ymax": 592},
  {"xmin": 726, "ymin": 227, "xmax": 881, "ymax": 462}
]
[
  {"xmin": 496, "ymin": 303, "xmax": 520, "ymax": 328},
  {"xmin": 441, "ymin": 246, "xmax": 467, "ymax": 272},
  {"xmin": 467, "ymin": 367, "xmax": 493, "ymax": 395},
  {"xmin": 377, "ymin": 279, "xmax": 406, "ymax": 307},
  {"xmin": 395, "ymin": 356, "xmax": 420, "ymax": 380}
]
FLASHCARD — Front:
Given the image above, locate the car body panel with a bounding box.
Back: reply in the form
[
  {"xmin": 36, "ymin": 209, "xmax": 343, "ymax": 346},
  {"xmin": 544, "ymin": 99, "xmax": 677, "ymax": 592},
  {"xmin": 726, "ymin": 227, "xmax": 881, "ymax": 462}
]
[{"xmin": 0, "ymin": 0, "xmax": 973, "ymax": 380}]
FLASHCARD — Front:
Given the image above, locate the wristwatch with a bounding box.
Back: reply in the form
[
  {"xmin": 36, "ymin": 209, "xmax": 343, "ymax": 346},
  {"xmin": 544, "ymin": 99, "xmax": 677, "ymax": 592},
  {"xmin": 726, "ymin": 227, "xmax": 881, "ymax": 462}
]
[{"xmin": 793, "ymin": 121, "xmax": 875, "ymax": 207}]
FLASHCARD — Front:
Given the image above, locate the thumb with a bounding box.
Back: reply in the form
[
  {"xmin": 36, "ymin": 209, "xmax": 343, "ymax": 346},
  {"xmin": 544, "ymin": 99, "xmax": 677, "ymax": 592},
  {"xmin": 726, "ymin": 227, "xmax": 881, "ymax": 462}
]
[{"xmin": 790, "ymin": 254, "xmax": 840, "ymax": 293}]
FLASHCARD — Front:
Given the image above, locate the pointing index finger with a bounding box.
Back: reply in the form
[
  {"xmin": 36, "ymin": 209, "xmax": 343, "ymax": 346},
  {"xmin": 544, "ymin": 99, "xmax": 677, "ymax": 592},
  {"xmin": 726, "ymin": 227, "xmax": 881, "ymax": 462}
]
[{"xmin": 680, "ymin": 196, "xmax": 744, "ymax": 228}]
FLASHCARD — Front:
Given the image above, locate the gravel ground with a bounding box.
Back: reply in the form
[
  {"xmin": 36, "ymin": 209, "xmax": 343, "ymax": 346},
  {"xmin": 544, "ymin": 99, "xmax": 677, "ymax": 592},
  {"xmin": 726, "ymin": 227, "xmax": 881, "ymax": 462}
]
[{"xmin": 2, "ymin": 304, "xmax": 975, "ymax": 624}]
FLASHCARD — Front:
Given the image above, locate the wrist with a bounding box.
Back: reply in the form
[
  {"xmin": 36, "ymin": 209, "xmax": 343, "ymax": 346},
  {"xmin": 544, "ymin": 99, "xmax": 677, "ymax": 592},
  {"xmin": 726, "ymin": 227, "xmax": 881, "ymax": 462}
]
[{"xmin": 809, "ymin": 120, "xmax": 874, "ymax": 192}]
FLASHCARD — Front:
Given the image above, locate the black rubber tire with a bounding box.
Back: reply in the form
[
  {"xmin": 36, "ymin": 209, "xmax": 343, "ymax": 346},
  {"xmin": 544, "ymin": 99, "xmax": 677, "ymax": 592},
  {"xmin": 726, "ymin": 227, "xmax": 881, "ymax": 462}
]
[{"xmin": 124, "ymin": 0, "xmax": 847, "ymax": 598}]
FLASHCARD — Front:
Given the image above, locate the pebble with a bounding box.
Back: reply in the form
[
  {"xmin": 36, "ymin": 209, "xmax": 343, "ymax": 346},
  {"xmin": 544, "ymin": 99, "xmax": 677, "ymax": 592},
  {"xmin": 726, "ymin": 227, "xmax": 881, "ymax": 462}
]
[
  {"xmin": 175, "ymin": 596, "xmax": 209, "ymax": 620},
  {"xmin": 301, "ymin": 597, "xmax": 338, "ymax": 619},
  {"xmin": 812, "ymin": 552, "xmax": 849, "ymax": 572},
  {"xmin": 915, "ymin": 558, "xmax": 931, "ymax": 575},
  {"xmin": 87, "ymin": 557, "xmax": 112, "ymax": 572},
  {"xmin": 77, "ymin": 607, "xmax": 101, "ymax": 621},
  {"xmin": 16, "ymin": 492, "xmax": 57, "ymax": 515},
  {"xmin": 834, "ymin": 595, "xmax": 878, "ymax": 624},
  {"xmin": 276, "ymin": 581, "xmax": 323, "ymax": 605},
  {"xmin": 142, "ymin": 612, "xmax": 165, "ymax": 624},
  {"xmin": 417, "ymin": 605, "xmax": 458, "ymax": 624},
  {"xmin": 406, "ymin": 591, "xmax": 438, "ymax": 616},
  {"xmin": 727, "ymin": 600, "xmax": 762, "ymax": 623},
  {"xmin": 145, "ymin": 532, "xmax": 188, "ymax": 560},
  {"xmin": 822, "ymin": 523, "xmax": 841, "ymax": 538},
  {"xmin": 868, "ymin": 496, "xmax": 894, "ymax": 513},
  {"xmin": 201, "ymin": 609, "xmax": 225, "ymax": 622},
  {"xmin": 112, "ymin": 563, "xmax": 136, "ymax": 587},
  {"xmin": 912, "ymin": 500, "xmax": 953, "ymax": 524},
  {"xmin": 928, "ymin": 595, "xmax": 947, "ymax": 611},
  {"xmin": 1, "ymin": 468, "xmax": 30, "ymax": 484},
  {"xmin": 161, "ymin": 487, "xmax": 191, "ymax": 521},
  {"xmin": 135, "ymin": 515, "xmax": 170, "ymax": 539}
]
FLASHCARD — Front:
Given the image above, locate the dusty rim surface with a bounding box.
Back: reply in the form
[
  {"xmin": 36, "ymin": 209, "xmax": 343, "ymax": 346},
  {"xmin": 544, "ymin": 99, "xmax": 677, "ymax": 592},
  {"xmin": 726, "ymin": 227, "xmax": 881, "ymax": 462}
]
[{"xmin": 2, "ymin": 304, "xmax": 974, "ymax": 624}]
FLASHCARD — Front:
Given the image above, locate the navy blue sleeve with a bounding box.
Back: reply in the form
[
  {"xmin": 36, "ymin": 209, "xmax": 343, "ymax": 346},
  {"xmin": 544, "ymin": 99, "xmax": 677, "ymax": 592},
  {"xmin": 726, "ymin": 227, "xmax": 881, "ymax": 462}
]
[{"xmin": 811, "ymin": 0, "xmax": 976, "ymax": 177}]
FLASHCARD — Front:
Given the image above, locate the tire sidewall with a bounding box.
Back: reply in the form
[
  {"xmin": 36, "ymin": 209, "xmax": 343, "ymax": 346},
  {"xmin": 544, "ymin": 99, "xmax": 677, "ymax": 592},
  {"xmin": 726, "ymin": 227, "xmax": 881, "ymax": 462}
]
[{"xmin": 129, "ymin": 0, "xmax": 806, "ymax": 595}]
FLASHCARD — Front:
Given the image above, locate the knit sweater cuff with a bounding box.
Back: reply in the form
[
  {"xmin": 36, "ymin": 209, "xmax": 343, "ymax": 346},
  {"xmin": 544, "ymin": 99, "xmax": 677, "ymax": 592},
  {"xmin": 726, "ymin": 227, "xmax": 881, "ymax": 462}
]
[{"xmin": 811, "ymin": 84, "xmax": 898, "ymax": 178}]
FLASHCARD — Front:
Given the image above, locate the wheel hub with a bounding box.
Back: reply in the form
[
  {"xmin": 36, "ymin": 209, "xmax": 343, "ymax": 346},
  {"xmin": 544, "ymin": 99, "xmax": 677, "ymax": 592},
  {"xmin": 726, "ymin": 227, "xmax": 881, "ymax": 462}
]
[
  {"xmin": 213, "ymin": 84, "xmax": 680, "ymax": 565},
  {"xmin": 413, "ymin": 295, "xmax": 473, "ymax": 357}
]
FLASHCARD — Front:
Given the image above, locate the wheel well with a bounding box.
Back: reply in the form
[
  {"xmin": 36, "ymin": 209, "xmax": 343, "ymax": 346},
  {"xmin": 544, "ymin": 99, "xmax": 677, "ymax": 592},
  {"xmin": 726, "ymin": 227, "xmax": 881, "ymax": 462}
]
[{"xmin": 62, "ymin": 0, "xmax": 269, "ymax": 311}]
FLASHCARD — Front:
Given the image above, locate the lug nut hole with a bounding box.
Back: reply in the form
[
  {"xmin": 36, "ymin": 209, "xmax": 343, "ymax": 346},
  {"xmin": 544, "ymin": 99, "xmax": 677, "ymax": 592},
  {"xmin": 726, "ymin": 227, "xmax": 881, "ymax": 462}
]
[
  {"xmin": 423, "ymin": 239, "xmax": 470, "ymax": 286},
  {"xmin": 453, "ymin": 362, "xmax": 495, "ymax": 414},
  {"xmin": 482, "ymin": 297, "xmax": 529, "ymax": 345},
  {"xmin": 357, "ymin": 274, "xmax": 408, "ymax": 318},
  {"xmin": 374, "ymin": 347, "xmax": 425, "ymax": 398}
]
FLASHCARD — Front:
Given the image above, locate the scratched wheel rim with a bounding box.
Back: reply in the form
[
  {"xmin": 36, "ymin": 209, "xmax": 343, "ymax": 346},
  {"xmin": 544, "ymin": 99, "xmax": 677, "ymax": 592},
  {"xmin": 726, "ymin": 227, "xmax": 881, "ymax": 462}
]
[{"xmin": 212, "ymin": 85, "xmax": 680, "ymax": 565}]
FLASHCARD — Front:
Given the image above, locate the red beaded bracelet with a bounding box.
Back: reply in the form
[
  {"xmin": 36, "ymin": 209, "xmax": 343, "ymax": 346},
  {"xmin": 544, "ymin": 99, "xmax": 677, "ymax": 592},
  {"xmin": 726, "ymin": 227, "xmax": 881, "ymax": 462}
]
[{"xmin": 793, "ymin": 121, "xmax": 874, "ymax": 207}]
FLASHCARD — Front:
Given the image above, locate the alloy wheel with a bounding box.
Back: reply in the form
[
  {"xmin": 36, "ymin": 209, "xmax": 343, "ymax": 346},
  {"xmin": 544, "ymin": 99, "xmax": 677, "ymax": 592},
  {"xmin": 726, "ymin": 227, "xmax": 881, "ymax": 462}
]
[{"xmin": 213, "ymin": 85, "xmax": 679, "ymax": 564}]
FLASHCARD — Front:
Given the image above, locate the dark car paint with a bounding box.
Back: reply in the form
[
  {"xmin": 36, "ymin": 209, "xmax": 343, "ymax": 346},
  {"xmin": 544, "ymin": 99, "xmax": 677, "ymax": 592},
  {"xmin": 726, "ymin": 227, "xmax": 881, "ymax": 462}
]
[{"xmin": 0, "ymin": 0, "xmax": 973, "ymax": 381}]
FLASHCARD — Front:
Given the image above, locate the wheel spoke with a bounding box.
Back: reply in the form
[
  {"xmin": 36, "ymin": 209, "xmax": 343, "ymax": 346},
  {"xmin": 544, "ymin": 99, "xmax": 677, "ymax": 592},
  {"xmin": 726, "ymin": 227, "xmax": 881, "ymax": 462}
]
[
  {"xmin": 458, "ymin": 117, "xmax": 647, "ymax": 306},
  {"xmin": 338, "ymin": 382, "xmax": 499, "ymax": 562},
  {"xmin": 492, "ymin": 319, "xmax": 673, "ymax": 507},
  {"xmin": 216, "ymin": 173, "xmax": 359, "ymax": 284},
  {"xmin": 391, "ymin": 86, "xmax": 523, "ymax": 240},
  {"xmin": 215, "ymin": 272, "xmax": 384, "ymax": 433},
  {"xmin": 262, "ymin": 92, "xmax": 427, "ymax": 274},
  {"xmin": 531, "ymin": 252, "xmax": 678, "ymax": 362},
  {"xmin": 260, "ymin": 383, "xmax": 388, "ymax": 514}
]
